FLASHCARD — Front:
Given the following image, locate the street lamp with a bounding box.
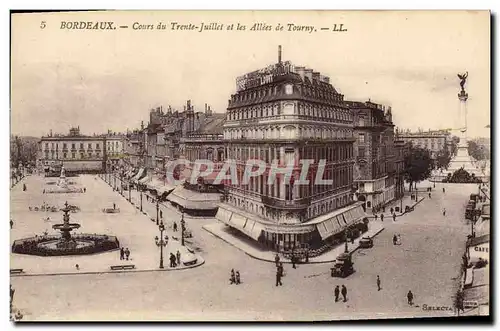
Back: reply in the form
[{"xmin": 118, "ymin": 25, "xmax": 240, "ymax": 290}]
[
  {"xmin": 155, "ymin": 222, "xmax": 168, "ymax": 269},
  {"xmin": 180, "ymin": 209, "xmax": 186, "ymax": 246},
  {"xmin": 139, "ymin": 184, "xmax": 143, "ymax": 212},
  {"xmin": 128, "ymin": 183, "xmax": 132, "ymax": 202},
  {"xmin": 154, "ymin": 194, "xmax": 160, "ymax": 226}
]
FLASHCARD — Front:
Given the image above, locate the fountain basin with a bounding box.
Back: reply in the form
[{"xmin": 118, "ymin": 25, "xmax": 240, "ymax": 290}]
[{"xmin": 11, "ymin": 234, "xmax": 120, "ymax": 256}]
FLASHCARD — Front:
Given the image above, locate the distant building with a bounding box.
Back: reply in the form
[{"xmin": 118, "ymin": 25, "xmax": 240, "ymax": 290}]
[
  {"xmin": 348, "ymin": 100, "xmax": 397, "ymax": 210},
  {"xmin": 398, "ymin": 129, "xmax": 451, "ymax": 158},
  {"xmin": 38, "ymin": 127, "xmax": 105, "ymax": 174}
]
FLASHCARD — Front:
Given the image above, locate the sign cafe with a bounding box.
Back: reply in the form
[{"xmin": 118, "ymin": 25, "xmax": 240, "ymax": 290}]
[{"xmin": 236, "ymin": 61, "xmax": 295, "ymax": 91}]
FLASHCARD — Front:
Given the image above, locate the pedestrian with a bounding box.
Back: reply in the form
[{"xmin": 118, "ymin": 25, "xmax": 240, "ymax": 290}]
[
  {"xmin": 125, "ymin": 248, "xmax": 130, "ymax": 260},
  {"xmin": 377, "ymin": 275, "xmax": 381, "ymax": 291},
  {"xmin": 393, "ymin": 214, "xmax": 396, "ymax": 222},
  {"xmin": 374, "ymin": 214, "xmax": 378, "ymax": 220},
  {"xmin": 230, "ymin": 269, "xmax": 236, "ymax": 284},
  {"xmin": 120, "ymin": 247, "xmax": 124, "ymax": 260},
  {"xmin": 10, "ymin": 285, "xmax": 14, "ymax": 307},
  {"xmin": 390, "ymin": 207, "xmax": 394, "ymax": 214},
  {"xmin": 10, "ymin": 219, "xmax": 13, "ymax": 229},
  {"xmin": 75, "ymin": 264, "xmax": 80, "ymax": 271},
  {"xmin": 443, "ymin": 208, "xmax": 446, "ymax": 217},
  {"xmin": 380, "ymin": 214, "xmax": 384, "ymax": 222},
  {"xmin": 275, "ymin": 253, "xmax": 280, "ymax": 267},
  {"xmin": 236, "ymin": 271, "xmax": 241, "ymax": 285},
  {"xmin": 334, "ymin": 285, "xmax": 340, "ymax": 302},
  {"xmin": 23, "ymin": 183, "xmax": 26, "ymax": 191},
  {"xmin": 84, "ymin": 187, "xmax": 86, "ymax": 193},
  {"xmin": 407, "ymin": 290, "xmax": 414, "ymax": 306},
  {"xmin": 351, "ymin": 236, "xmax": 354, "ymax": 244},
  {"xmin": 170, "ymin": 253, "xmax": 177, "ymax": 268},
  {"xmin": 176, "ymin": 250, "xmax": 181, "ymax": 266},
  {"xmin": 276, "ymin": 269, "xmax": 283, "ymax": 287},
  {"xmin": 341, "ymin": 285, "xmax": 347, "ymax": 302},
  {"xmin": 428, "ymin": 192, "xmax": 431, "ymax": 198},
  {"xmin": 393, "ymin": 234, "xmax": 397, "ymax": 245},
  {"xmin": 173, "ymin": 222, "xmax": 178, "ymax": 232},
  {"xmin": 443, "ymin": 187, "xmax": 445, "ymax": 193},
  {"xmin": 291, "ymin": 253, "xmax": 296, "ymax": 269}
]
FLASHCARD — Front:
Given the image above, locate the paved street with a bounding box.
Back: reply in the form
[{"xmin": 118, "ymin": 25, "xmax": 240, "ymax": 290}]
[{"xmin": 11, "ymin": 176, "xmax": 475, "ymax": 321}]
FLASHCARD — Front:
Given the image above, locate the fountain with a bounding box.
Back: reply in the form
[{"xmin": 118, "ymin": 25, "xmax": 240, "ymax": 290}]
[
  {"xmin": 44, "ymin": 166, "xmax": 84, "ymax": 194},
  {"xmin": 12, "ymin": 201, "xmax": 120, "ymax": 256}
]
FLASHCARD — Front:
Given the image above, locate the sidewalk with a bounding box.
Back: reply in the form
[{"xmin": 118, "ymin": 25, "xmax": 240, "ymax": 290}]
[
  {"xmin": 203, "ymin": 220, "xmax": 385, "ymax": 264},
  {"xmin": 369, "ymin": 195, "xmax": 426, "ymax": 220}
]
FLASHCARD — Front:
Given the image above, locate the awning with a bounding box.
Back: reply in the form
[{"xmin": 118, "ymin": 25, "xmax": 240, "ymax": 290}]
[
  {"xmin": 147, "ymin": 176, "xmax": 176, "ymax": 195},
  {"xmin": 167, "ymin": 186, "xmax": 221, "ymax": 210},
  {"xmin": 132, "ymin": 168, "xmax": 146, "ymax": 182},
  {"xmin": 215, "ymin": 206, "xmax": 265, "ymax": 241},
  {"xmin": 139, "ymin": 176, "xmax": 151, "ymax": 184},
  {"xmin": 313, "ymin": 203, "xmax": 367, "ymax": 240}
]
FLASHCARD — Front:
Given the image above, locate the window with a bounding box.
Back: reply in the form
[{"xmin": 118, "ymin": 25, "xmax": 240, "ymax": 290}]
[
  {"xmin": 96, "ymin": 143, "xmax": 100, "ymax": 149},
  {"xmin": 88, "ymin": 152, "xmax": 92, "ymax": 158},
  {"xmin": 45, "ymin": 143, "xmax": 49, "ymax": 149},
  {"xmin": 80, "ymin": 143, "xmax": 84, "ymax": 149},
  {"xmin": 88, "ymin": 143, "xmax": 92, "ymax": 149},
  {"xmin": 358, "ymin": 134, "xmax": 365, "ymax": 143},
  {"xmin": 285, "ymin": 84, "xmax": 293, "ymax": 95},
  {"xmin": 72, "ymin": 152, "xmax": 75, "ymax": 159},
  {"xmin": 63, "ymin": 143, "xmax": 67, "ymax": 149},
  {"xmin": 71, "ymin": 143, "xmax": 75, "ymax": 149},
  {"xmin": 358, "ymin": 147, "xmax": 365, "ymax": 157},
  {"xmin": 80, "ymin": 153, "xmax": 84, "ymax": 159},
  {"xmin": 63, "ymin": 152, "xmax": 67, "ymax": 158}
]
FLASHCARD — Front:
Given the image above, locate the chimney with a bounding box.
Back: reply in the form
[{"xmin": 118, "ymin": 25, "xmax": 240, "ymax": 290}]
[
  {"xmin": 295, "ymin": 66, "xmax": 305, "ymax": 80},
  {"xmin": 187, "ymin": 100, "xmax": 191, "ymax": 110},
  {"xmin": 278, "ymin": 45, "xmax": 282, "ymax": 64},
  {"xmin": 205, "ymin": 103, "xmax": 207, "ymax": 112},
  {"xmin": 304, "ymin": 69, "xmax": 313, "ymax": 81}
]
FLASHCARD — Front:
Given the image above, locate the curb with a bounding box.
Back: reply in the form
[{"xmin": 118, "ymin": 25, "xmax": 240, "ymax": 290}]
[
  {"xmin": 10, "ymin": 257, "xmax": 205, "ymax": 278},
  {"xmin": 203, "ymin": 225, "xmax": 385, "ymax": 265}
]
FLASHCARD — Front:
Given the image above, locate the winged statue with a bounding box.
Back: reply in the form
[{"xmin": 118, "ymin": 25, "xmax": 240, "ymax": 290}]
[{"xmin": 457, "ymin": 72, "xmax": 468, "ymax": 91}]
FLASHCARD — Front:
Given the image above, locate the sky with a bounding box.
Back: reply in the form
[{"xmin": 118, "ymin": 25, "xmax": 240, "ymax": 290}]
[{"xmin": 11, "ymin": 10, "xmax": 491, "ymax": 138}]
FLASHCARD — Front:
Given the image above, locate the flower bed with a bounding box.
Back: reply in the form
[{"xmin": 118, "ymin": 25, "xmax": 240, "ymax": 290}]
[{"xmin": 12, "ymin": 234, "xmax": 120, "ymax": 256}]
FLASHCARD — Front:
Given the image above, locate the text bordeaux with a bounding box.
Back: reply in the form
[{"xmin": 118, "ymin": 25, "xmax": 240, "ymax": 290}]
[{"xmin": 60, "ymin": 21, "xmax": 116, "ymax": 30}]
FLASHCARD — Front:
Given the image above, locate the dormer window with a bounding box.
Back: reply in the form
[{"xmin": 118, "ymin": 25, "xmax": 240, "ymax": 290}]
[{"xmin": 285, "ymin": 84, "xmax": 293, "ymax": 95}]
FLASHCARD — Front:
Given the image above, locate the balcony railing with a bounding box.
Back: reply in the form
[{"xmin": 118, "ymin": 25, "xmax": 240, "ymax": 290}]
[{"xmin": 261, "ymin": 196, "xmax": 311, "ymax": 210}]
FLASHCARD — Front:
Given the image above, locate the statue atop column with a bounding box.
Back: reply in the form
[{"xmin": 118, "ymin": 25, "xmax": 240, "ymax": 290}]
[{"xmin": 457, "ymin": 71, "xmax": 468, "ymax": 92}]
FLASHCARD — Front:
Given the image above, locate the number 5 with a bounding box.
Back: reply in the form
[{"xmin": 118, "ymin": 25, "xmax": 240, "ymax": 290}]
[{"xmin": 40, "ymin": 21, "xmax": 46, "ymax": 29}]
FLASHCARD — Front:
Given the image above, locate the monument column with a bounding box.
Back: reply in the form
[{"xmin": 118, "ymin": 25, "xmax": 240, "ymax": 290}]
[{"xmin": 458, "ymin": 89, "xmax": 468, "ymax": 148}]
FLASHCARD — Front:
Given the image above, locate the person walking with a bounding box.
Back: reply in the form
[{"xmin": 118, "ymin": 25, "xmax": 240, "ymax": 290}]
[
  {"xmin": 428, "ymin": 192, "xmax": 431, "ymax": 198},
  {"xmin": 380, "ymin": 214, "xmax": 384, "ymax": 222},
  {"xmin": 173, "ymin": 222, "xmax": 178, "ymax": 232},
  {"xmin": 275, "ymin": 253, "xmax": 280, "ymax": 267},
  {"xmin": 377, "ymin": 275, "xmax": 381, "ymax": 291},
  {"xmin": 120, "ymin": 247, "xmax": 124, "ymax": 260},
  {"xmin": 374, "ymin": 214, "xmax": 378, "ymax": 220},
  {"xmin": 275, "ymin": 268, "xmax": 283, "ymax": 287},
  {"xmin": 407, "ymin": 290, "xmax": 414, "ymax": 306},
  {"xmin": 10, "ymin": 219, "xmax": 13, "ymax": 229},
  {"xmin": 291, "ymin": 253, "xmax": 296, "ymax": 269},
  {"xmin": 125, "ymin": 248, "xmax": 130, "ymax": 260},
  {"xmin": 235, "ymin": 271, "xmax": 241, "ymax": 285},
  {"xmin": 229, "ymin": 269, "xmax": 236, "ymax": 284},
  {"xmin": 176, "ymin": 250, "xmax": 181, "ymax": 266},
  {"xmin": 393, "ymin": 213, "xmax": 396, "ymax": 222},
  {"xmin": 170, "ymin": 253, "xmax": 177, "ymax": 268},
  {"xmin": 443, "ymin": 187, "xmax": 446, "ymax": 194},
  {"xmin": 334, "ymin": 285, "xmax": 340, "ymax": 302},
  {"xmin": 443, "ymin": 208, "xmax": 446, "ymax": 217},
  {"xmin": 75, "ymin": 264, "xmax": 80, "ymax": 271},
  {"xmin": 84, "ymin": 187, "xmax": 86, "ymax": 193},
  {"xmin": 341, "ymin": 285, "xmax": 347, "ymax": 302}
]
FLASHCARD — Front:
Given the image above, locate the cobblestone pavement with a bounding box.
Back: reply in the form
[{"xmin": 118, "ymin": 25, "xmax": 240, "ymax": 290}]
[{"xmin": 11, "ymin": 177, "xmax": 475, "ymax": 321}]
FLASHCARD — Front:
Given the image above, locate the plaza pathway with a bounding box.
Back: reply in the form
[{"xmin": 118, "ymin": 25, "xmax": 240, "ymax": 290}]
[{"xmin": 11, "ymin": 177, "xmax": 475, "ymax": 321}]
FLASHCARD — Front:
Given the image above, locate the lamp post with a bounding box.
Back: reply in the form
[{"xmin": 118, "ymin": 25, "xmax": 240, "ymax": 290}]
[
  {"xmin": 180, "ymin": 209, "xmax": 186, "ymax": 246},
  {"xmin": 155, "ymin": 222, "xmax": 168, "ymax": 269},
  {"xmin": 128, "ymin": 183, "xmax": 132, "ymax": 202},
  {"xmin": 155, "ymin": 195, "xmax": 160, "ymax": 226},
  {"xmin": 139, "ymin": 184, "xmax": 143, "ymax": 212}
]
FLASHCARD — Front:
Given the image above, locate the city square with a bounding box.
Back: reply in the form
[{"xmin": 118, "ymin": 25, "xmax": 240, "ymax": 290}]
[{"xmin": 10, "ymin": 11, "xmax": 490, "ymax": 322}]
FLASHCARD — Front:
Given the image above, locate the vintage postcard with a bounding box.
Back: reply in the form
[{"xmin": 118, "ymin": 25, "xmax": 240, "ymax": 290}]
[{"xmin": 9, "ymin": 10, "xmax": 490, "ymax": 321}]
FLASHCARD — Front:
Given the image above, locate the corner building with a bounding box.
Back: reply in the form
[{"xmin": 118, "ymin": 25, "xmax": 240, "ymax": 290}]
[{"xmin": 216, "ymin": 48, "xmax": 367, "ymax": 254}]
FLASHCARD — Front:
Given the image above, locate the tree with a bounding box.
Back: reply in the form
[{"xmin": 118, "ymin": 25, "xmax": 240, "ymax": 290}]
[
  {"xmin": 435, "ymin": 148, "xmax": 452, "ymax": 170},
  {"xmin": 468, "ymin": 140, "xmax": 489, "ymax": 161},
  {"xmin": 404, "ymin": 147, "xmax": 433, "ymax": 191}
]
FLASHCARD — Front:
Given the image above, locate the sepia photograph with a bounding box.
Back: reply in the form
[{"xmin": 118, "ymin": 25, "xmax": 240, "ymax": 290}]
[{"xmin": 9, "ymin": 10, "xmax": 491, "ymax": 321}]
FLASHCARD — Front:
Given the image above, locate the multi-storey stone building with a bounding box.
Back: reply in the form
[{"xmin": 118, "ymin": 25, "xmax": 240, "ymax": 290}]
[
  {"xmin": 38, "ymin": 127, "xmax": 106, "ymax": 174},
  {"xmin": 215, "ymin": 47, "xmax": 366, "ymax": 253},
  {"xmin": 348, "ymin": 101, "xmax": 397, "ymax": 211},
  {"xmin": 398, "ymin": 129, "xmax": 450, "ymax": 159}
]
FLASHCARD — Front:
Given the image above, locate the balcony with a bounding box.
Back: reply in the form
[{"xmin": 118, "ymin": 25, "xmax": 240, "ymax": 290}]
[{"xmin": 261, "ymin": 196, "xmax": 311, "ymax": 210}]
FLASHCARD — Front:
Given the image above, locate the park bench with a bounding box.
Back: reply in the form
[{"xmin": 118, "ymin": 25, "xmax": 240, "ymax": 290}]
[
  {"xmin": 10, "ymin": 268, "xmax": 24, "ymax": 275},
  {"xmin": 110, "ymin": 265, "xmax": 136, "ymax": 271}
]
